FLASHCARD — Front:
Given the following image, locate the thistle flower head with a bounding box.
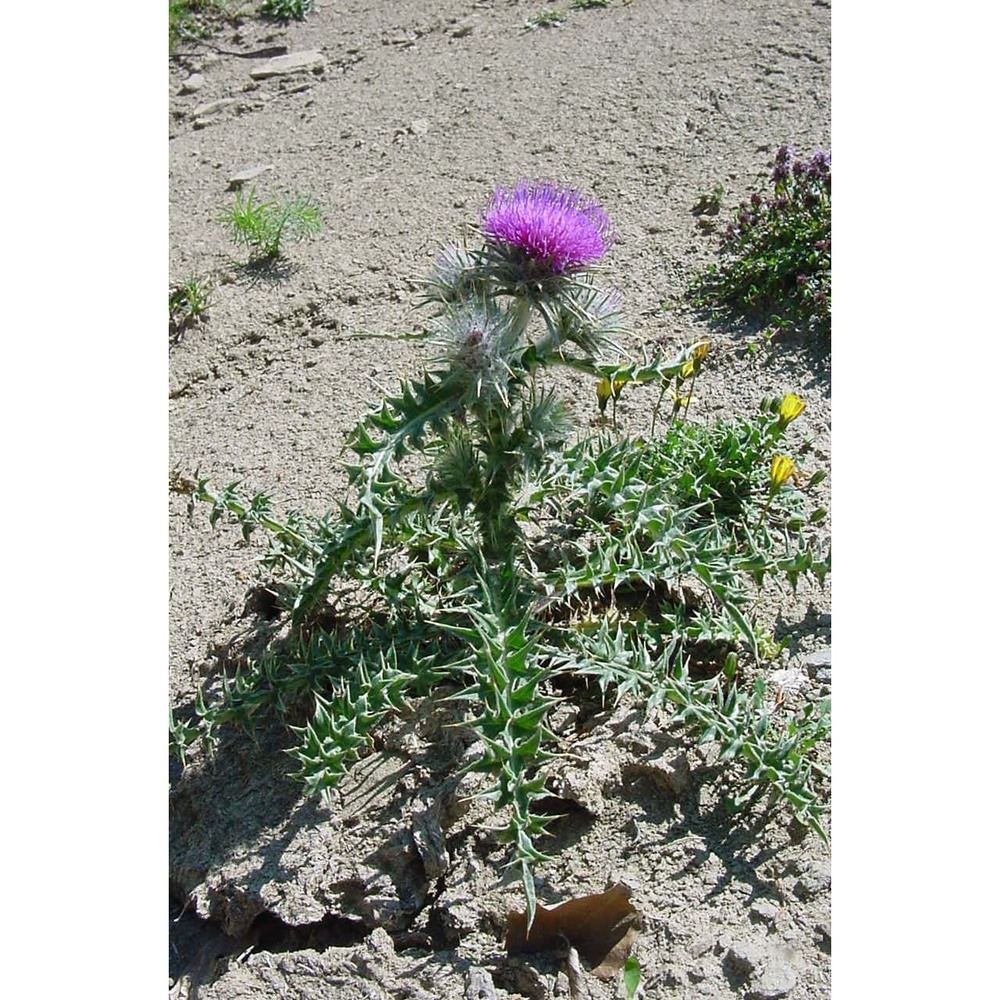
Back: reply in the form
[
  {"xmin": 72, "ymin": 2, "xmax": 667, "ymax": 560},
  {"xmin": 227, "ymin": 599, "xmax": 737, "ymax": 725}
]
[{"xmin": 482, "ymin": 179, "xmax": 615, "ymax": 274}]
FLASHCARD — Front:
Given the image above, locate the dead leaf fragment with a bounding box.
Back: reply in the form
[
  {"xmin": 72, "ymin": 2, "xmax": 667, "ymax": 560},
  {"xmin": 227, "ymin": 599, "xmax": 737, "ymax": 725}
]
[
  {"xmin": 565, "ymin": 941, "xmax": 587, "ymax": 998},
  {"xmin": 505, "ymin": 883, "xmax": 642, "ymax": 981}
]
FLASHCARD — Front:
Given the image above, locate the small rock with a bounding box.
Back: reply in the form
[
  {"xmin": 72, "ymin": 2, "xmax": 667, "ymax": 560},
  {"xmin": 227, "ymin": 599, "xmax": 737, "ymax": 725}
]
[
  {"xmin": 451, "ymin": 21, "xmax": 475, "ymax": 39},
  {"xmin": 792, "ymin": 860, "xmax": 831, "ymax": 900},
  {"xmin": 802, "ymin": 647, "xmax": 832, "ymax": 683},
  {"xmin": 725, "ymin": 941, "xmax": 768, "ymax": 979},
  {"xmin": 633, "ymin": 752, "xmax": 692, "ymax": 796},
  {"xmin": 411, "ymin": 800, "xmax": 450, "ymax": 879},
  {"xmin": 687, "ymin": 957, "xmax": 714, "ymax": 983},
  {"xmin": 180, "ymin": 72, "xmax": 205, "ymax": 94},
  {"xmin": 227, "ymin": 163, "xmax": 275, "ymax": 190},
  {"xmin": 250, "ymin": 51, "xmax": 325, "ymax": 80},
  {"xmin": 750, "ymin": 900, "xmax": 780, "ymax": 924},
  {"xmin": 725, "ymin": 941, "xmax": 797, "ymax": 999},
  {"xmin": 748, "ymin": 959, "xmax": 797, "ymax": 999},
  {"xmin": 434, "ymin": 889, "xmax": 481, "ymax": 945},
  {"xmin": 192, "ymin": 97, "xmax": 236, "ymax": 118},
  {"xmin": 410, "ymin": 117, "xmax": 430, "ymax": 136},
  {"xmin": 465, "ymin": 965, "xmax": 496, "ymax": 999},
  {"xmin": 814, "ymin": 920, "xmax": 831, "ymax": 949},
  {"xmin": 767, "ymin": 667, "xmax": 810, "ymax": 703}
]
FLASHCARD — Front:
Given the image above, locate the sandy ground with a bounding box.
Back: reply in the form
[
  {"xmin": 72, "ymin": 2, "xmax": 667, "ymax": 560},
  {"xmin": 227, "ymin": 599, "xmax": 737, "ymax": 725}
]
[{"xmin": 169, "ymin": 2, "xmax": 831, "ymax": 997}]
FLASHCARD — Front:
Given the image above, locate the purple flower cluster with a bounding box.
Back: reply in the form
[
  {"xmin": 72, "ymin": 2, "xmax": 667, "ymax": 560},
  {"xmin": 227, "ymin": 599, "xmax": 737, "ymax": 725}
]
[
  {"xmin": 727, "ymin": 146, "xmax": 831, "ymax": 239},
  {"xmin": 773, "ymin": 146, "xmax": 831, "ymax": 190},
  {"xmin": 482, "ymin": 179, "xmax": 615, "ymax": 273}
]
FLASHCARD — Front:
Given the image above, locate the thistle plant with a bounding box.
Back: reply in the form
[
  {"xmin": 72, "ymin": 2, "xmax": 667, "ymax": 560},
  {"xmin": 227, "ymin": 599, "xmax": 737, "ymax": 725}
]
[
  {"xmin": 690, "ymin": 145, "xmax": 831, "ymax": 338},
  {"xmin": 174, "ymin": 179, "xmax": 831, "ymax": 919},
  {"xmin": 219, "ymin": 187, "xmax": 322, "ymax": 264}
]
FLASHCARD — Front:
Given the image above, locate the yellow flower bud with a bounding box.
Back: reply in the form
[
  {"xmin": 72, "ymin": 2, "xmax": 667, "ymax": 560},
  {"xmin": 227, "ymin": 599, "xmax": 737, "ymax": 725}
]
[
  {"xmin": 778, "ymin": 393, "xmax": 805, "ymax": 426},
  {"xmin": 596, "ymin": 378, "xmax": 611, "ymax": 413},
  {"xmin": 691, "ymin": 340, "xmax": 710, "ymax": 363},
  {"xmin": 612, "ymin": 378, "xmax": 627, "ymax": 399},
  {"xmin": 770, "ymin": 454, "xmax": 796, "ymax": 489}
]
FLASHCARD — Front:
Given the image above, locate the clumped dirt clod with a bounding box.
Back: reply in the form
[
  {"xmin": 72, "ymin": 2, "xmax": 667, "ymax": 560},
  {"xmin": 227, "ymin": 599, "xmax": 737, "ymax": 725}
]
[{"xmin": 169, "ymin": 2, "xmax": 831, "ymax": 997}]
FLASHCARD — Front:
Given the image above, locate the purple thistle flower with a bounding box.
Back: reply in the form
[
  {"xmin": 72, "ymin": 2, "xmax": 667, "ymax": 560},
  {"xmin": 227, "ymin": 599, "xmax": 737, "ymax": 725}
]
[{"xmin": 482, "ymin": 179, "xmax": 614, "ymax": 273}]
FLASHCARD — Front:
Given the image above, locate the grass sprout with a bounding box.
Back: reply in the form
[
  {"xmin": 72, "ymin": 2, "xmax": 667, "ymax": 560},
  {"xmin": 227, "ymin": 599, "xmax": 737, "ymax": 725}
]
[
  {"xmin": 219, "ymin": 187, "xmax": 322, "ymax": 264},
  {"xmin": 169, "ymin": 275, "xmax": 212, "ymax": 341}
]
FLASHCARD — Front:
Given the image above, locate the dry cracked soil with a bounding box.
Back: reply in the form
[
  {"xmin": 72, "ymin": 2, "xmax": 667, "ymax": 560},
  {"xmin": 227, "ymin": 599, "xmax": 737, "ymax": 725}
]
[{"xmin": 168, "ymin": 1, "xmax": 832, "ymax": 997}]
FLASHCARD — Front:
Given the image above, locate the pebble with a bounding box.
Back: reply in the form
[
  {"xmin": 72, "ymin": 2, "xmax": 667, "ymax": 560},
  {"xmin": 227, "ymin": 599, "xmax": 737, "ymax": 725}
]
[
  {"xmin": 192, "ymin": 97, "xmax": 235, "ymax": 117},
  {"xmin": 802, "ymin": 646, "xmax": 832, "ymax": 684},
  {"xmin": 767, "ymin": 667, "xmax": 810, "ymax": 704},
  {"xmin": 747, "ymin": 960, "xmax": 797, "ymax": 999},
  {"xmin": 180, "ymin": 72, "xmax": 204, "ymax": 94},
  {"xmin": 227, "ymin": 163, "xmax": 275, "ymax": 190},
  {"xmin": 725, "ymin": 940, "xmax": 768, "ymax": 978},
  {"xmin": 792, "ymin": 859, "xmax": 831, "ymax": 900},
  {"xmin": 750, "ymin": 899, "xmax": 780, "ymax": 924},
  {"xmin": 725, "ymin": 941, "xmax": 798, "ymax": 999},
  {"xmin": 250, "ymin": 51, "xmax": 325, "ymax": 80},
  {"xmin": 464, "ymin": 966, "xmax": 495, "ymax": 1000}
]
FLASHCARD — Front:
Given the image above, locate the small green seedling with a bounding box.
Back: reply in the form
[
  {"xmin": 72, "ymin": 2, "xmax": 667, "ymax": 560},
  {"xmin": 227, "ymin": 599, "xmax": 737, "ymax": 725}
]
[
  {"xmin": 169, "ymin": 275, "xmax": 212, "ymax": 340},
  {"xmin": 219, "ymin": 187, "xmax": 322, "ymax": 264},
  {"xmin": 258, "ymin": 0, "xmax": 313, "ymax": 21},
  {"xmin": 523, "ymin": 7, "xmax": 567, "ymax": 30},
  {"xmin": 623, "ymin": 955, "xmax": 641, "ymax": 999},
  {"xmin": 692, "ymin": 182, "xmax": 725, "ymax": 216},
  {"xmin": 169, "ymin": 0, "xmax": 229, "ymax": 50},
  {"xmin": 570, "ymin": 0, "xmax": 610, "ymax": 9}
]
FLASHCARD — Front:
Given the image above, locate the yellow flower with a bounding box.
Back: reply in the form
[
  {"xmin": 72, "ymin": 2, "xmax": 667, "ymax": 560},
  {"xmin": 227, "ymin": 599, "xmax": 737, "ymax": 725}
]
[
  {"xmin": 596, "ymin": 378, "xmax": 612, "ymax": 413},
  {"xmin": 612, "ymin": 378, "xmax": 627, "ymax": 398},
  {"xmin": 681, "ymin": 339, "xmax": 711, "ymax": 379},
  {"xmin": 778, "ymin": 393, "xmax": 805, "ymax": 426},
  {"xmin": 770, "ymin": 454, "xmax": 796, "ymax": 489}
]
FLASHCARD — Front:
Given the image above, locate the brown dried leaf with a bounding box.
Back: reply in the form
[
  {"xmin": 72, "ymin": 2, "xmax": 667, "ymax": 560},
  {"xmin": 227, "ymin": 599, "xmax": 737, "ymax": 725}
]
[
  {"xmin": 505, "ymin": 883, "xmax": 642, "ymax": 981},
  {"xmin": 565, "ymin": 941, "xmax": 587, "ymax": 999}
]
